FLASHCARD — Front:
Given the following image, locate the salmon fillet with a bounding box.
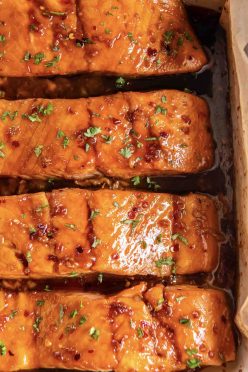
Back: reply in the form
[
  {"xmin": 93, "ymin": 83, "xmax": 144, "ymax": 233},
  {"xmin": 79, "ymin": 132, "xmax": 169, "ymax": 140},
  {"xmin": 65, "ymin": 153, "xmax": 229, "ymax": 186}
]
[
  {"xmin": 0, "ymin": 284, "xmax": 235, "ymax": 371},
  {"xmin": 0, "ymin": 90, "xmax": 214, "ymax": 179},
  {"xmin": 0, "ymin": 0, "xmax": 207, "ymax": 77},
  {"xmin": 0, "ymin": 188, "xmax": 220, "ymax": 278}
]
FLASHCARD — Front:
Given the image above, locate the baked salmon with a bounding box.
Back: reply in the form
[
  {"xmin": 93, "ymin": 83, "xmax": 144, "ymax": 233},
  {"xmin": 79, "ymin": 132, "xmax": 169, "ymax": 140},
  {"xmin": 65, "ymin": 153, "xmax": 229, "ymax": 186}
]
[
  {"xmin": 0, "ymin": 90, "xmax": 214, "ymax": 180},
  {"xmin": 0, "ymin": 188, "xmax": 219, "ymax": 278},
  {"xmin": 0, "ymin": 0, "xmax": 207, "ymax": 77},
  {"xmin": 0, "ymin": 284, "xmax": 235, "ymax": 371}
]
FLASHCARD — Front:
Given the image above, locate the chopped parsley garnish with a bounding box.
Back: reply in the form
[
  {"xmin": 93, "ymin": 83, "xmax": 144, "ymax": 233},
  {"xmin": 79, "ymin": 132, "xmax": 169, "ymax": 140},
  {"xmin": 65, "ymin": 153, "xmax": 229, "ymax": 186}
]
[
  {"xmin": 90, "ymin": 209, "xmax": 100, "ymax": 220},
  {"xmin": 79, "ymin": 315, "xmax": 87, "ymax": 325},
  {"xmin": 155, "ymin": 257, "xmax": 175, "ymax": 268},
  {"xmin": 1, "ymin": 110, "xmax": 18, "ymax": 121},
  {"xmin": 121, "ymin": 219, "xmax": 140, "ymax": 230},
  {"xmin": 36, "ymin": 300, "xmax": 45, "ymax": 307},
  {"xmin": 33, "ymin": 316, "xmax": 43, "ymax": 333},
  {"xmin": 65, "ymin": 223, "xmax": 77, "ymax": 231},
  {"xmin": 171, "ymin": 233, "xmax": 188, "ymax": 245},
  {"xmin": 85, "ymin": 143, "xmax": 90, "ymax": 152},
  {"xmin": 186, "ymin": 349, "xmax": 198, "ymax": 357},
  {"xmin": 137, "ymin": 327, "xmax": 144, "ymax": 338},
  {"xmin": 164, "ymin": 30, "xmax": 175, "ymax": 44},
  {"xmin": 22, "ymin": 112, "xmax": 42, "ymax": 122},
  {"xmin": 62, "ymin": 136, "xmax": 70, "ymax": 149},
  {"xmin": 84, "ymin": 126, "xmax": 102, "ymax": 138},
  {"xmin": 0, "ymin": 341, "xmax": 6, "ymax": 356},
  {"xmin": 34, "ymin": 145, "xmax": 43, "ymax": 157},
  {"xmin": 9, "ymin": 310, "xmax": 18, "ymax": 319},
  {"xmin": 176, "ymin": 296, "xmax": 186, "ymax": 303},
  {"xmin": 0, "ymin": 35, "xmax": 5, "ymax": 42},
  {"xmin": 92, "ymin": 237, "xmax": 101, "ymax": 248},
  {"xmin": 146, "ymin": 177, "xmax": 160, "ymax": 190},
  {"xmin": 105, "ymin": 28, "xmax": 111, "ymax": 34},
  {"xmin": 187, "ymin": 358, "xmax": 201, "ymax": 369},
  {"xmin": 177, "ymin": 36, "xmax": 184, "ymax": 46},
  {"xmin": 69, "ymin": 272, "xmax": 79, "ymax": 277},
  {"xmin": 45, "ymin": 55, "xmax": 61, "ymax": 67},
  {"xmin": 23, "ymin": 51, "xmax": 32, "ymax": 61},
  {"xmin": 34, "ymin": 52, "xmax": 45, "ymax": 65},
  {"xmin": 131, "ymin": 176, "xmax": 141, "ymax": 186},
  {"xmin": 161, "ymin": 96, "xmax": 167, "ymax": 103},
  {"xmin": 145, "ymin": 137, "xmax": 158, "ymax": 141},
  {"xmin": 127, "ymin": 32, "xmax": 137, "ymax": 44},
  {"xmin": 115, "ymin": 77, "xmax": 126, "ymax": 88},
  {"xmin": 35, "ymin": 204, "xmax": 48, "ymax": 213},
  {"xmin": 57, "ymin": 130, "xmax": 64, "ymax": 139},
  {"xmin": 155, "ymin": 105, "xmax": 167, "ymax": 115},
  {"xmin": 38, "ymin": 102, "xmax": 54, "ymax": 115},
  {"xmin": 179, "ymin": 318, "xmax": 191, "ymax": 326},
  {"xmin": 185, "ymin": 31, "xmax": 193, "ymax": 41},
  {"xmin": 89, "ymin": 327, "xmax": 100, "ymax": 340},
  {"xmin": 155, "ymin": 234, "xmax": 162, "ymax": 244},
  {"xmin": 119, "ymin": 147, "xmax": 133, "ymax": 159},
  {"xmin": 59, "ymin": 304, "xmax": 64, "ymax": 321},
  {"xmin": 29, "ymin": 227, "xmax": 36, "ymax": 234},
  {"xmin": 101, "ymin": 135, "xmax": 113, "ymax": 144},
  {"xmin": 98, "ymin": 273, "xmax": 103, "ymax": 283},
  {"xmin": 26, "ymin": 251, "xmax": 32, "ymax": 263},
  {"xmin": 69, "ymin": 310, "xmax": 78, "ymax": 319}
]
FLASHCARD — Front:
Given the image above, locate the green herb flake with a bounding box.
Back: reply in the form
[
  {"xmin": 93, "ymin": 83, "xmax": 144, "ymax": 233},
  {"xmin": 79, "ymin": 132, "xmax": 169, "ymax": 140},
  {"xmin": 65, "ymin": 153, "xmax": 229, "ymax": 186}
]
[
  {"xmin": 186, "ymin": 349, "xmax": 198, "ymax": 357},
  {"xmin": 164, "ymin": 30, "xmax": 175, "ymax": 44},
  {"xmin": 0, "ymin": 35, "xmax": 6, "ymax": 43},
  {"xmin": 131, "ymin": 176, "xmax": 141, "ymax": 186},
  {"xmin": 23, "ymin": 51, "xmax": 32, "ymax": 61},
  {"xmin": 0, "ymin": 341, "xmax": 6, "ymax": 356},
  {"xmin": 34, "ymin": 52, "xmax": 45, "ymax": 65},
  {"xmin": 101, "ymin": 135, "xmax": 113, "ymax": 144},
  {"xmin": 22, "ymin": 113, "xmax": 42, "ymax": 123},
  {"xmin": 65, "ymin": 223, "xmax": 77, "ymax": 231},
  {"xmin": 105, "ymin": 28, "xmax": 111, "ymax": 34},
  {"xmin": 155, "ymin": 234, "xmax": 162, "ymax": 244},
  {"xmin": 119, "ymin": 146, "xmax": 133, "ymax": 159},
  {"xmin": 45, "ymin": 55, "xmax": 61, "ymax": 67},
  {"xmin": 69, "ymin": 272, "xmax": 79, "ymax": 277},
  {"xmin": 146, "ymin": 177, "xmax": 160, "ymax": 190},
  {"xmin": 89, "ymin": 327, "xmax": 100, "ymax": 340},
  {"xmin": 79, "ymin": 315, "xmax": 87, "ymax": 325},
  {"xmin": 171, "ymin": 233, "xmax": 188, "ymax": 246},
  {"xmin": 69, "ymin": 309, "xmax": 78, "ymax": 319},
  {"xmin": 34, "ymin": 145, "xmax": 43, "ymax": 157},
  {"xmin": 36, "ymin": 300, "xmax": 45, "ymax": 307},
  {"xmin": 137, "ymin": 327, "xmax": 144, "ymax": 339},
  {"xmin": 115, "ymin": 77, "xmax": 126, "ymax": 88},
  {"xmin": 9, "ymin": 310, "xmax": 18, "ymax": 319},
  {"xmin": 155, "ymin": 257, "xmax": 175, "ymax": 268},
  {"xmin": 84, "ymin": 126, "xmax": 102, "ymax": 138},
  {"xmin": 43, "ymin": 10, "xmax": 67, "ymax": 17},
  {"xmin": 127, "ymin": 32, "xmax": 137, "ymax": 44},
  {"xmin": 155, "ymin": 105, "xmax": 167, "ymax": 115},
  {"xmin": 98, "ymin": 273, "xmax": 103, "ymax": 283},
  {"xmin": 179, "ymin": 318, "xmax": 191, "ymax": 326},
  {"xmin": 92, "ymin": 237, "xmax": 101, "ymax": 248},
  {"xmin": 35, "ymin": 204, "xmax": 48, "ymax": 213},
  {"xmin": 33, "ymin": 316, "xmax": 43, "ymax": 333},
  {"xmin": 184, "ymin": 31, "xmax": 193, "ymax": 42},
  {"xmin": 90, "ymin": 209, "xmax": 100, "ymax": 220},
  {"xmin": 176, "ymin": 296, "xmax": 186, "ymax": 303},
  {"xmin": 57, "ymin": 129, "xmax": 65, "ymax": 139},
  {"xmin": 59, "ymin": 304, "xmax": 64, "ymax": 321},
  {"xmin": 62, "ymin": 136, "xmax": 70, "ymax": 149},
  {"xmin": 26, "ymin": 251, "xmax": 32, "ymax": 263},
  {"xmin": 1, "ymin": 111, "xmax": 18, "ymax": 121},
  {"xmin": 187, "ymin": 358, "xmax": 201, "ymax": 369},
  {"xmin": 38, "ymin": 102, "xmax": 54, "ymax": 115},
  {"xmin": 161, "ymin": 96, "xmax": 167, "ymax": 103},
  {"xmin": 85, "ymin": 143, "xmax": 90, "ymax": 153}
]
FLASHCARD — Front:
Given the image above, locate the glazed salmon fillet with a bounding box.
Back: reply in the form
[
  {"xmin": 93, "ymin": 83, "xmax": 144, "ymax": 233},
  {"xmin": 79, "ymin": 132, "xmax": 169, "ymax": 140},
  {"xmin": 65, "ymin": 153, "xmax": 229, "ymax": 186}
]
[
  {"xmin": 0, "ymin": 284, "xmax": 235, "ymax": 371},
  {"xmin": 0, "ymin": 90, "xmax": 214, "ymax": 179},
  {"xmin": 0, "ymin": 188, "xmax": 220, "ymax": 278},
  {"xmin": 0, "ymin": 0, "xmax": 207, "ymax": 77}
]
